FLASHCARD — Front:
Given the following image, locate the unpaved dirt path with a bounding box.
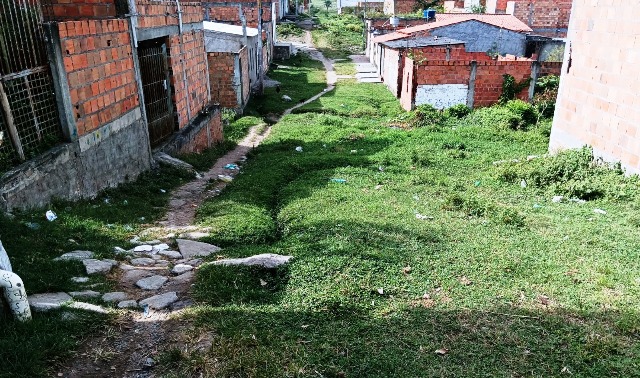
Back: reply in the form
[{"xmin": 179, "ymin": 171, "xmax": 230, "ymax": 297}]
[{"xmin": 60, "ymin": 34, "xmax": 335, "ymax": 378}]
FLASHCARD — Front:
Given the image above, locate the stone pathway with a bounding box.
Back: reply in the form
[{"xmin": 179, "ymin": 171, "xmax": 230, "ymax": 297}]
[
  {"xmin": 50, "ymin": 33, "xmax": 335, "ymax": 378},
  {"xmin": 351, "ymin": 54, "xmax": 382, "ymax": 83}
]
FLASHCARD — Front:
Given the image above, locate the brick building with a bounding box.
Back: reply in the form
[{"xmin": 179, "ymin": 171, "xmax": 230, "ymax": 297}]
[
  {"xmin": 550, "ymin": 1, "xmax": 640, "ymax": 174},
  {"xmin": 398, "ymin": 41, "xmax": 561, "ymax": 110},
  {"xmin": 204, "ymin": 22, "xmax": 258, "ymax": 111},
  {"xmin": 0, "ymin": 0, "xmax": 222, "ymax": 211}
]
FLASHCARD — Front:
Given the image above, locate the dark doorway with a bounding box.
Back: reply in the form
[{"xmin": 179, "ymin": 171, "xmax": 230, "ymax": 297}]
[{"xmin": 137, "ymin": 38, "xmax": 175, "ymax": 147}]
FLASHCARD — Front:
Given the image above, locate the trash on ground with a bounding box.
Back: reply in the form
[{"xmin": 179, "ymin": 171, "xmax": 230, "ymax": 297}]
[
  {"xmin": 160, "ymin": 189, "xmax": 166, "ymax": 193},
  {"xmin": 224, "ymin": 163, "xmax": 239, "ymax": 170},
  {"xmin": 569, "ymin": 198, "xmax": 586, "ymax": 204},
  {"xmin": 25, "ymin": 222, "xmax": 41, "ymax": 230},
  {"xmin": 415, "ymin": 213, "xmax": 434, "ymax": 221},
  {"xmin": 295, "ymin": 146, "xmax": 303, "ymax": 152},
  {"xmin": 533, "ymin": 204, "xmax": 544, "ymax": 209},
  {"xmin": 374, "ymin": 185, "xmax": 383, "ymax": 190},
  {"xmin": 217, "ymin": 175, "xmax": 233, "ymax": 183},
  {"xmin": 552, "ymin": 195, "xmax": 564, "ymax": 203},
  {"xmin": 474, "ymin": 180, "xmax": 481, "ymax": 187},
  {"xmin": 330, "ymin": 178, "xmax": 347, "ymax": 183},
  {"xmin": 350, "ymin": 149, "xmax": 357, "ymax": 154},
  {"xmin": 45, "ymin": 210, "xmax": 57, "ymax": 221},
  {"xmin": 520, "ymin": 179, "xmax": 527, "ymax": 188},
  {"xmin": 434, "ymin": 348, "xmax": 448, "ymax": 355},
  {"xmin": 377, "ymin": 288, "xmax": 384, "ymax": 295},
  {"xmin": 282, "ymin": 95, "xmax": 292, "ymax": 101},
  {"xmin": 594, "ymin": 208, "xmax": 607, "ymax": 215}
]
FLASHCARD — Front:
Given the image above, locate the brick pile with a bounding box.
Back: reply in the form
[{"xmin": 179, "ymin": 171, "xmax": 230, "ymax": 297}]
[{"xmin": 59, "ymin": 20, "xmax": 138, "ymax": 136}]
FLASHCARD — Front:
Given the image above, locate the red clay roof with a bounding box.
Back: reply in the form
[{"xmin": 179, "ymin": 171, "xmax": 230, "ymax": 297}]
[{"xmin": 372, "ymin": 13, "xmax": 532, "ymax": 43}]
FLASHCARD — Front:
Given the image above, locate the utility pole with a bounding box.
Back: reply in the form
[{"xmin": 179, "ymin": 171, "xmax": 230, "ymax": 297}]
[{"xmin": 256, "ymin": 0, "xmax": 264, "ymax": 95}]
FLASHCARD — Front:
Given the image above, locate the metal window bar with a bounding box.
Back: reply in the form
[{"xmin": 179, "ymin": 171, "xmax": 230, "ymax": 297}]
[
  {"xmin": 138, "ymin": 40, "xmax": 176, "ymax": 147},
  {"xmin": 0, "ymin": 0, "xmax": 63, "ymax": 171}
]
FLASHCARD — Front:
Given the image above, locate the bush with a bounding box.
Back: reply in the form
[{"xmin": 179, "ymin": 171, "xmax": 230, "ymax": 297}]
[
  {"xmin": 444, "ymin": 104, "xmax": 471, "ymax": 119},
  {"xmin": 277, "ymin": 23, "xmax": 304, "ymax": 38},
  {"xmin": 412, "ymin": 104, "xmax": 448, "ymax": 128},
  {"xmin": 443, "ymin": 193, "xmax": 489, "ymax": 217},
  {"xmin": 505, "ymin": 100, "xmax": 538, "ymax": 130},
  {"xmin": 533, "ymin": 75, "xmax": 560, "ymax": 119}
]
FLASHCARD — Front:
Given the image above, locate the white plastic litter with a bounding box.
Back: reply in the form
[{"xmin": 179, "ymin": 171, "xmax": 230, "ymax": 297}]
[
  {"xmin": 45, "ymin": 210, "xmax": 57, "ymax": 221},
  {"xmin": 295, "ymin": 146, "xmax": 303, "ymax": 152},
  {"xmin": 594, "ymin": 209, "xmax": 607, "ymax": 215},
  {"xmin": 520, "ymin": 179, "xmax": 527, "ymax": 188},
  {"xmin": 552, "ymin": 196, "xmax": 564, "ymax": 203}
]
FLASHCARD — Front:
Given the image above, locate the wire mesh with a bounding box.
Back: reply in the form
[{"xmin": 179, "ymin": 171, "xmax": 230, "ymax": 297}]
[{"xmin": 0, "ymin": 0, "xmax": 63, "ymax": 171}]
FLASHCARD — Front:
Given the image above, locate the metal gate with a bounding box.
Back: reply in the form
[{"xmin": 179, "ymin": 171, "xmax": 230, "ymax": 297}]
[
  {"xmin": 0, "ymin": 0, "xmax": 63, "ymax": 172},
  {"xmin": 138, "ymin": 39, "xmax": 175, "ymax": 147}
]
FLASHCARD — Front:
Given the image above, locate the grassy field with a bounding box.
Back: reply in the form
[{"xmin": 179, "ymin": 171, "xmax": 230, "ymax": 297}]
[
  {"xmin": 161, "ymin": 81, "xmax": 640, "ymax": 377},
  {"xmin": 310, "ymin": 10, "xmax": 364, "ymax": 59}
]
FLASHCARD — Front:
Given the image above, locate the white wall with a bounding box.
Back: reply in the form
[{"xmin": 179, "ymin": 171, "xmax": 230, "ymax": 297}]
[{"xmin": 415, "ymin": 84, "xmax": 468, "ymax": 109}]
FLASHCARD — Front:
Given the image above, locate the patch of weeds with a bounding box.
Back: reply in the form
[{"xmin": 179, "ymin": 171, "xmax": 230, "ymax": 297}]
[
  {"xmin": 276, "ymin": 23, "xmax": 304, "ymax": 38},
  {"xmin": 497, "ymin": 147, "xmax": 639, "ymax": 200},
  {"xmin": 410, "ymin": 146, "xmax": 433, "ymax": 167},
  {"xmin": 413, "ymin": 104, "xmax": 448, "ymax": 129},
  {"xmin": 443, "ymin": 103, "xmax": 471, "ymax": 119},
  {"xmin": 443, "ymin": 193, "xmax": 490, "ymax": 217},
  {"xmin": 178, "ymin": 141, "xmax": 237, "ymax": 172},
  {"xmin": 505, "ymin": 100, "xmax": 538, "ymax": 131},
  {"xmin": 492, "ymin": 206, "xmax": 526, "ymax": 228}
]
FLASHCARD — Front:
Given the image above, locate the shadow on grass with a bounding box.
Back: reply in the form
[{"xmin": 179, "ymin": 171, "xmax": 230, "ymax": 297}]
[{"xmin": 163, "ymin": 304, "xmax": 640, "ymax": 377}]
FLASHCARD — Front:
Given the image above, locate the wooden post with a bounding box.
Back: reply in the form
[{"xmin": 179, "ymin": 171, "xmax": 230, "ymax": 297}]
[{"xmin": 0, "ymin": 81, "xmax": 25, "ymax": 160}]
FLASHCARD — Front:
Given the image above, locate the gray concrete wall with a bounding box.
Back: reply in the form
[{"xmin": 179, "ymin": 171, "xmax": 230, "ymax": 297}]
[
  {"xmin": 432, "ymin": 20, "xmax": 527, "ymax": 56},
  {"xmin": 0, "ymin": 109, "xmax": 152, "ymax": 212}
]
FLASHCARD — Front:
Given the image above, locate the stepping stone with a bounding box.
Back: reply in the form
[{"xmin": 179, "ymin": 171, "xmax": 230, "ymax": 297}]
[
  {"xmin": 170, "ymin": 271, "xmax": 194, "ymax": 284},
  {"xmin": 136, "ymin": 275, "xmax": 168, "ymax": 290},
  {"xmin": 180, "ymin": 232, "xmax": 210, "ymax": 240},
  {"xmin": 176, "ymin": 239, "xmax": 221, "ymax": 259},
  {"xmin": 121, "ymin": 269, "xmax": 154, "ymax": 284},
  {"xmin": 83, "ymin": 259, "xmax": 117, "ymax": 275},
  {"xmin": 154, "ymin": 260, "xmax": 170, "ymax": 267},
  {"xmin": 68, "ymin": 302, "xmax": 108, "ymax": 314},
  {"xmin": 70, "ymin": 277, "xmax": 89, "ymax": 283},
  {"xmin": 153, "ymin": 243, "xmax": 171, "ymax": 252},
  {"xmin": 208, "ymin": 254, "xmax": 293, "ymax": 269},
  {"xmin": 69, "ymin": 290, "xmax": 101, "ymax": 299},
  {"xmin": 113, "ymin": 247, "xmax": 130, "ymax": 255},
  {"xmin": 134, "ymin": 245, "xmax": 153, "ymax": 253},
  {"xmin": 118, "ymin": 300, "xmax": 138, "ymax": 308},
  {"xmin": 54, "ymin": 250, "xmax": 94, "ymax": 261},
  {"xmin": 102, "ymin": 292, "xmax": 128, "ymax": 302},
  {"xmin": 139, "ymin": 292, "xmax": 178, "ymax": 310},
  {"xmin": 130, "ymin": 257, "xmax": 156, "ymax": 266},
  {"xmin": 171, "ymin": 264, "xmax": 193, "ymax": 275},
  {"xmin": 159, "ymin": 250, "xmax": 182, "ymax": 259},
  {"xmin": 28, "ymin": 292, "xmax": 72, "ymax": 311}
]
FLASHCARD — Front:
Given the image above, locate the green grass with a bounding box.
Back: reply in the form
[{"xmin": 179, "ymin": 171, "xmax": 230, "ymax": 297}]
[
  {"xmin": 333, "ymin": 58, "xmax": 356, "ymax": 76},
  {"xmin": 244, "ymin": 53, "xmax": 326, "ymax": 116},
  {"xmin": 163, "ymin": 80, "xmax": 640, "ymax": 377},
  {"xmin": 311, "ymin": 12, "xmax": 364, "ymax": 59},
  {"xmin": 0, "ymin": 166, "xmax": 194, "ymax": 377}
]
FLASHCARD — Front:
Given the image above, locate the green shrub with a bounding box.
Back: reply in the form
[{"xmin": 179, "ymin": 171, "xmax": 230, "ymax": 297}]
[
  {"xmin": 443, "ymin": 193, "xmax": 489, "ymax": 217},
  {"xmin": 277, "ymin": 23, "xmax": 304, "ymax": 38},
  {"xmin": 493, "ymin": 207, "xmax": 526, "ymax": 228},
  {"xmin": 412, "ymin": 104, "xmax": 448, "ymax": 128},
  {"xmin": 505, "ymin": 100, "xmax": 538, "ymax": 130},
  {"xmin": 444, "ymin": 104, "xmax": 471, "ymax": 119}
]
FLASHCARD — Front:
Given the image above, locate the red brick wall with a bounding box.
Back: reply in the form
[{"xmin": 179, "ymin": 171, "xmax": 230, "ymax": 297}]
[
  {"xmin": 550, "ymin": 1, "xmax": 640, "ymax": 174},
  {"xmin": 512, "ymin": 0, "xmax": 572, "ymax": 37},
  {"xmin": 205, "ymin": 4, "xmax": 273, "ymax": 27},
  {"xmin": 496, "ymin": 0, "xmax": 508, "ymax": 11},
  {"xmin": 185, "ymin": 111, "xmax": 223, "ymax": 153},
  {"xmin": 42, "ymin": 0, "xmax": 117, "ymax": 21},
  {"xmin": 208, "ymin": 52, "xmax": 238, "ymax": 108},
  {"xmin": 473, "ymin": 60, "xmax": 531, "ymax": 107},
  {"xmin": 539, "ymin": 61, "xmax": 562, "ymax": 77},
  {"xmin": 167, "ymin": 31, "xmax": 209, "ymax": 129},
  {"xmin": 59, "ymin": 20, "xmax": 138, "ymax": 136},
  {"xmin": 136, "ymin": 0, "xmax": 204, "ymax": 28}
]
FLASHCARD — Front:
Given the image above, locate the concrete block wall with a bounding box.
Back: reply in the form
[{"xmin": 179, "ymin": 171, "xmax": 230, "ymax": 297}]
[
  {"xmin": 550, "ymin": 1, "xmax": 640, "ymax": 174},
  {"xmin": 167, "ymin": 30, "xmax": 210, "ymax": 129},
  {"xmin": 42, "ymin": 0, "xmax": 117, "ymax": 21},
  {"xmin": 208, "ymin": 52, "xmax": 238, "ymax": 108},
  {"xmin": 59, "ymin": 20, "xmax": 139, "ymax": 136}
]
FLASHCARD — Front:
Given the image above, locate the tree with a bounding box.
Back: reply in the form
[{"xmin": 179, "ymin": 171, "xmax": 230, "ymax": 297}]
[{"xmin": 324, "ymin": 0, "xmax": 331, "ymax": 14}]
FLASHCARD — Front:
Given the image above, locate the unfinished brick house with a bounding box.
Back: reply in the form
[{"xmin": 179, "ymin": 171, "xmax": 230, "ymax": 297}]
[
  {"xmin": 0, "ymin": 0, "xmax": 222, "ymax": 212},
  {"xmin": 204, "ymin": 22, "xmax": 258, "ymax": 111},
  {"xmin": 550, "ymin": 1, "xmax": 640, "ymax": 174},
  {"xmin": 396, "ymin": 38, "xmax": 561, "ymax": 110},
  {"xmin": 202, "ymin": 0, "xmax": 276, "ymax": 72}
]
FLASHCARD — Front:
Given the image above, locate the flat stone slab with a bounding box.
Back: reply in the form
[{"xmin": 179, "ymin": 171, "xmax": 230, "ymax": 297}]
[
  {"xmin": 177, "ymin": 239, "xmax": 222, "ymax": 259},
  {"xmin": 130, "ymin": 257, "xmax": 156, "ymax": 266},
  {"xmin": 83, "ymin": 259, "xmax": 117, "ymax": 275},
  {"xmin": 133, "ymin": 245, "xmax": 153, "ymax": 253},
  {"xmin": 180, "ymin": 232, "xmax": 210, "ymax": 240},
  {"xmin": 154, "ymin": 260, "xmax": 170, "ymax": 267},
  {"xmin": 28, "ymin": 292, "xmax": 72, "ymax": 311},
  {"xmin": 118, "ymin": 300, "xmax": 138, "ymax": 308},
  {"xmin": 153, "ymin": 243, "xmax": 171, "ymax": 252},
  {"xmin": 209, "ymin": 254, "xmax": 293, "ymax": 269},
  {"xmin": 171, "ymin": 264, "xmax": 193, "ymax": 275},
  {"xmin": 54, "ymin": 250, "xmax": 95, "ymax": 261},
  {"xmin": 102, "ymin": 292, "xmax": 128, "ymax": 302},
  {"xmin": 69, "ymin": 290, "xmax": 101, "ymax": 299},
  {"xmin": 68, "ymin": 302, "xmax": 108, "ymax": 314},
  {"xmin": 139, "ymin": 292, "xmax": 178, "ymax": 310},
  {"xmin": 120, "ymin": 269, "xmax": 154, "ymax": 284},
  {"xmin": 159, "ymin": 250, "xmax": 182, "ymax": 259},
  {"xmin": 136, "ymin": 275, "xmax": 168, "ymax": 290},
  {"xmin": 170, "ymin": 271, "xmax": 194, "ymax": 284}
]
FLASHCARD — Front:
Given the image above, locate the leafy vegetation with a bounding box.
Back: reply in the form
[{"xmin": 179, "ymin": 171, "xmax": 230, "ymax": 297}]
[
  {"xmin": 163, "ymin": 78, "xmax": 640, "ymax": 377},
  {"xmin": 0, "ymin": 166, "xmax": 195, "ymax": 377},
  {"xmin": 276, "ymin": 23, "xmax": 304, "ymax": 38},
  {"xmin": 499, "ymin": 73, "xmax": 532, "ymax": 104},
  {"xmin": 311, "ymin": 12, "xmax": 363, "ymax": 59}
]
